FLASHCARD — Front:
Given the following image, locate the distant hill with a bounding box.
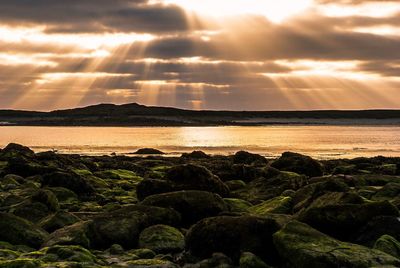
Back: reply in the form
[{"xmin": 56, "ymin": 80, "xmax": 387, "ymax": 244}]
[{"xmin": 1, "ymin": 103, "xmax": 400, "ymax": 126}]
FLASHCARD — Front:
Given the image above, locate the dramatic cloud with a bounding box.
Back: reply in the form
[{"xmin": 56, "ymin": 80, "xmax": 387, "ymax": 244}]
[{"xmin": 0, "ymin": 0, "xmax": 399, "ymax": 110}]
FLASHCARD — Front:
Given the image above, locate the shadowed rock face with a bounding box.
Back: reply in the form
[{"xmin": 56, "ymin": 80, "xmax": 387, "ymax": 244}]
[{"xmin": 1, "ymin": 143, "xmax": 400, "ymax": 267}]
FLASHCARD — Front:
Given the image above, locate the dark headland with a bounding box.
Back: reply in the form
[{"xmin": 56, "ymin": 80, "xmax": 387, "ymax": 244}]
[
  {"xmin": 1, "ymin": 143, "xmax": 400, "ymax": 267},
  {"xmin": 1, "ymin": 103, "xmax": 400, "ymax": 126}
]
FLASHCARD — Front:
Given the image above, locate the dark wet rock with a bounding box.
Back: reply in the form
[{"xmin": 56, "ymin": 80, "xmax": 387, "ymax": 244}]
[
  {"xmin": 126, "ymin": 259, "xmax": 179, "ymax": 268},
  {"xmin": 239, "ymin": 252, "xmax": 272, "ymax": 268},
  {"xmin": 224, "ymin": 198, "xmax": 252, "ymax": 213},
  {"xmin": 248, "ymin": 196, "xmax": 293, "ymax": 215},
  {"xmin": 234, "ymin": 169, "xmax": 307, "ymax": 203},
  {"xmin": 0, "ymin": 143, "xmax": 35, "ymax": 159},
  {"xmin": 298, "ymin": 201, "xmax": 399, "ymax": 241},
  {"xmin": 292, "ymin": 177, "xmax": 350, "ymax": 212},
  {"xmin": 42, "ymin": 172, "xmax": 95, "ymax": 195},
  {"xmin": 141, "ymin": 191, "xmax": 227, "ymax": 226},
  {"xmin": 136, "ymin": 179, "xmax": 174, "ymax": 201},
  {"xmin": 187, "ymin": 252, "xmax": 234, "ymax": 268},
  {"xmin": 31, "ymin": 189, "xmax": 60, "ymax": 212},
  {"xmin": 271, "ymin": 152, "xmax": 323, "ymax": 177},
  {"xmin": 0, "ymin": 213, "xmax": 48, "ymax": 249},
  {"xmin": 273, "ymin": 221, "xmax": 400, "ymax": 268},
  {"xmin": 13, "ymin": 201, "xmax": 51, "ymax": 223},
  {"xmin": 133, "ymin": 148, "xmax": 165, "ymax": 155},
  {"xmin": 374, "ymin": 235, "xmax": 400, "ymax": 259},
  {"xmin": 38, "ymin": 211, "xmax": 81, "ymax": 233},
  {"xmin": 4, "ymin": 157, "xmax": 57, "ymax": 177},
  {"xmin": 372, "ymin": 182, "xmax": 400, "ymax": 201},
  {"xmin": 354, "ymin": 216, "xmax": 400, "ymax": 247},
  {"xmin": 47, "ymin": 187, "xmax": 79, "ymax": 205},
  {"xmin": 185, "ymin": 215, "xmax": 280, "ymax": 263},
  {"xmin": 42, "ymin": 221, "xmax": 92, "ymax": 248},
  {"xmin": 352, "ymin": 174, "xmax": 400, "ymax": 187},
  {"xmin": 1, "ymin": 174, "xmax": 25, "ymax": 184},
  {"xmin": 0, "ymin": 259, "xmax": 41, "ymax": 268},
  {"xmin": 181, "ymin": 151, "xmax": 210, "ymax": 159},
  {"xmin": 233, "ymin": 151, "xmax": 267, "ymax": 165},
  {"xmin": 137, "ymin": 164, "xmax": 229, "ymax": 200},
  {"xmin": 165, "ymin": 164, "xmax": 229, "ymax": 196},
  {"xmin": 225, "ymin": 180, "xmax": 246, "ymax": 191},
  {"xmin": 45, "ymin": 244, "xmax": 97, "ymax": 263},
  {"xmin": 138, "ymin": 225, "xmax": 184, "ymax": 253}
]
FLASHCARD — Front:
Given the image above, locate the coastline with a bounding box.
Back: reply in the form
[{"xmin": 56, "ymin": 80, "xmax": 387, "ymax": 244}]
[{"xmin": 0, "ymin": 143, "xmax": 400, "ymax": 267}]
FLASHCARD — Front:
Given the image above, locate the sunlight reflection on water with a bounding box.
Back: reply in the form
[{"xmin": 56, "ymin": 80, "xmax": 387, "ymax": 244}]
[{"xmin": 0, "ymin": 126, "xmax": 400, "ymax": 159}]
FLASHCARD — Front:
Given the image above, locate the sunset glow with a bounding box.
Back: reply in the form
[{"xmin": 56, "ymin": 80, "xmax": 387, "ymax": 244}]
[{"xmin": 0, "ymin": 0, "xmax": 399, "ymax": 111}]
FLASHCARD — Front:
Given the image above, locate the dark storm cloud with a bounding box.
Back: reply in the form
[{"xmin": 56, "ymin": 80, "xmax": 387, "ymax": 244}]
[{"xmin": 0, "ymin": 0, "xmax": 189, "ymax": 33}]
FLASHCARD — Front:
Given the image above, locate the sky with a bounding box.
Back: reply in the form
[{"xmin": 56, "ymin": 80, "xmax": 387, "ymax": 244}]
[{"xmin": 0, "ymin": 0, "xmax": 400, "ymax": 111}]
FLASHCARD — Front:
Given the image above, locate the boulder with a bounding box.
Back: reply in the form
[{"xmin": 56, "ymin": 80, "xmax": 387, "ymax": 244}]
[
  {"xmin": 235, "ymin": 170, "xmax": 307, "ymax": 203},
  {"xmin": 273, "ymin": 221, "xmax": 400, "ymax": 268},
  {"xmin": 140, "ymin": 191, "xmax": 227, "ymax": 226},
  {"xmin": 42, "ymin": 172, "xmax": 95, "ymax": 195},
  {"xmin": 38, "ymin": 211, "xmax": 81, "ymax": 233},
  {"xmin": 233, "ymin": 151, "xmax": 267, "ymax": 165},
  {"xmin": 165, "ymin": 164, "xmax": 229, "ymax": 197},
  {"xmin": 0, "ymin": 212, "xmax": 48, "ymax": 249},
  {"xmin": 354, "ymin": 216, "xmax": 400, "ymax": 247},
  {"xmin": 0, "ymin": 143, "xmax": 35, "ymax": 159},
  {"xmin": 372, "ymin": 182, "xmax": 400, "ymax": 201},
  {"xmin": 298, "ymin": 201, "xmax": 399, "ymax": 241},
  {"xmin": 138, "ymin": 225, "xmax": 184, "ymax": 253},
  {"xmin": 181, "ymin": 151, "xmax": 210, "ymax": 159},
  {"xmin": 271, "ymin": 152, "xmax": 323, "ymax": 177},
  {"xmin": 133, "ymin": 148, "xmax": 165, "ymax": 155},
  {"xmin": 374, "ymin": 235, "xmax": 400, "ymax": 259},
  {"xmin": 136, "ymin": 179, "xmax": 174, "ymax": 201},
  {"xmin": 42, "ymin": 221, "xmax": 92, "ymax": 248},
  {"xmin": 31, "ymin": 189, "xmax": 60, "ymax": 212},
  {"xmin": 185, "ymin": 215, "xmax": 280, "ymax": 263},
  {"xmin": 239, "ymin": 252, "xmax": 272, "ymax": 268},
  {"xmin": 224, "ymin": 198, "xmax": 252, "ymax": 213},
  {"xmin": 249, "ymin": 196, "xmax": 293, "ymax": 215}
]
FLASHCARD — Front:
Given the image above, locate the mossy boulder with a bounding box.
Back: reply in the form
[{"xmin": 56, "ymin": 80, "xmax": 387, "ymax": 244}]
[
  {"xmin": 165, "ymin": 164, "xmax": 229, "ymax": 196},
  {"xmin": 38, "ymin": 211, "xmax": 81, "ymax": 233},
  {"xmin": 233, "ymin": 151, "xmax": 267, "ymax": 165},
  {"xmin": 42, "ymin": 172, "xmax": 94, "ymax": 195},
  {"xmin": 374, "ymin": 235, "xmax": 400, "ymax": 259},
  {"xmin": 239, "ymin": 252, "xmax": 271, "ymax": 268},
  {"xmin": 225, "ymin": 180, "xmax": 246, "ymax": 191},
  {"xmin": 298, "ymin": 201, "xmax": 399, "ymax": 241},
  {"xmin": 355, "ymin": 216, "xmax": 400, "ymax": 247},
  {"xmin": 0, "ymin": 213, "xmax": 48, "ymax": 249},
  {"xmin": 249, "ymin": 196, "xmax": 293, "ymax": 215},
  {"xmin": 271, "ymin": 152, "xmax": 323, "ymax": 177},
  {"xmin": 45, "ymin": 245, "xmax": 97, "ymax": 263},
  {"xmin": 31, "ymin": 189, "xmax": 59, "ymax": 212},
  {"xmin": 0, "ymin": 143, "xmax": 35, "ymax": 159},
  {"xmin": 126, "ymin": 259, "xmax": 178, "ymax": 268},
  {"xmin": 186, "ymin": 215, "xmax": 280, "ymax": 263},
  {"xmin": 116, "ymin": 205, "xmax": 181, "ymax": 227},
  {"xmin": 224, "ymin": 198, "xmax": 252, "ymax": 213},
  {"xmin": 235, "ymin": 170, "xmax": 307, "ymax": 203},
  {"xmin": 141, "ymin": 191, "xmax": 227, "ymax": 226},
  {"xmin": 273, "ymin": 221, "xmax": 400, "ymax": 268},
  {"xmin": 372, "ymin": 182, "xmax": 400, "ymax": 201},
  {"xmin": 136, "ymin": 179, "xmax": 174, "ymax": 201},
  {"xmin": 12, "ymin": 202, "xmax": 51, "ymax": 223},
  {"xmin": 42, "ymin": 221, "xmax": 91, "ymax": 248},
  {"xmin": 138, "ymin": 225, "xmax": 184, "ymax": 253},
  {"xmin": 47, "ymin": 187, "xmax": 78, "ymax": 205}
]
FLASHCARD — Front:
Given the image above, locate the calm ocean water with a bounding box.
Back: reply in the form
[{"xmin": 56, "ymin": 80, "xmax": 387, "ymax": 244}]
[{"xmin": 1, "ymin": 126, "xmax": 400, "ymax": 159}]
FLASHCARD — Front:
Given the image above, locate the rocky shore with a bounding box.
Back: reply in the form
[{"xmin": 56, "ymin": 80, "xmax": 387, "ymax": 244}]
[{"xmin": 1, "ymin": 143, "xmax": 400, "ymax": 267}]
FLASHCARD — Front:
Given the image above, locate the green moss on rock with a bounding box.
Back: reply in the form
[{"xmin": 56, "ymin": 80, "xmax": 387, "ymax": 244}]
[{"xmin": 138, "ymin": 225, "xmax": 184, "ymax": 253}]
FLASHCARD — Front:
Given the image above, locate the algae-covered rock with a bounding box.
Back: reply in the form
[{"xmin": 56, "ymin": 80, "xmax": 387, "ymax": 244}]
[
  {"xmin": 374, "ymin": 235, "xmax": 400, "ymax": 258},
  {"xmin": 0, "ymin": 259, "xmax": 41, "ymax": 268},
  {"xmin": 165, "ymin": 164, "xmax": 230, "ymax": 196},
  {"xmin": 372, "ymin": 182, "xmax": 400, "ymax": 201},
  {"xmin": 136, "ymin": 179, "xmax": 174, "ymax": 201},
  {"xmin": 141, "ymin": 191, "xmax": 227, "ymax": 226},
  {"xmin": 271, "ymin": 152, "xmax": 323, "ymax": 177},
  {"xmin": 38, "ymin": 211, "xmax": 81, "ymax": 233},
  {"xmin": 186, "ymin": 215, "xmax": 280, "ymax": 263},
  {"xmin": 225, "ymin": 180, "xmax": 246, "ymax": 191},
  {"xmin": 239, "ymin": 252, "xmax": 271, "ymax": 268},
  {"xmin": 0, "ymin": 213, "xmax": 48, "ymax": 249},
  {"xmin": 355, "ymin": 216, "xmax": 400, "ymax": 247},
  {"xmin": 0, "ymin": 143, "xmax": 35, "ymax": 159},
  {"xmin": 138, "ymin": 225, "xmax": 184, "ymax": 253},
  {"xmin": 45, "ymin": 244, "xmax": 97, "ymax": 263},
  {"xmin": 43, "ymin": 221, "xmax": 91, "ymax": 248},
  {"xmin": 298, "ymin": 200, "xmax": 399, "ymax": 240},
  {"xmin": 31, "ymin": 189, "xmax": 60, "ymax": 212},
  {"xmin": 273, "ymin": 221, "xmax": 400, "ymax": 268},
  {"xmin": 42, "ymin": 172, "xmax": 94, "ymax": 195},
  {"xmin": 224, "ymin": 198, "xmax": 252, "ymax": 213},
  {"xmin": 249, "ymin": 196, "xmax": 293, "ymax": 215}
]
